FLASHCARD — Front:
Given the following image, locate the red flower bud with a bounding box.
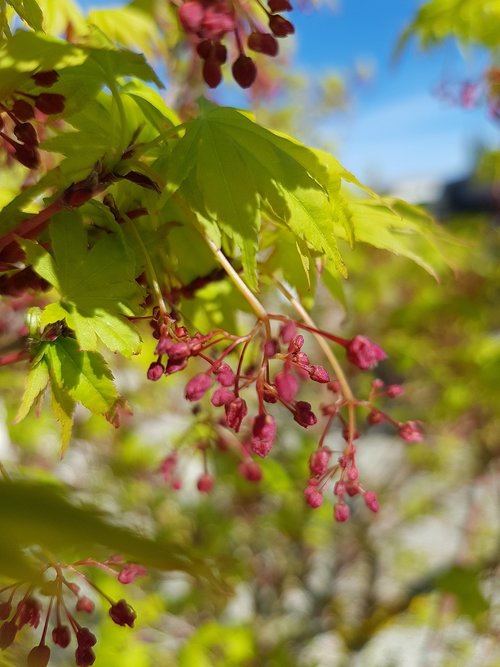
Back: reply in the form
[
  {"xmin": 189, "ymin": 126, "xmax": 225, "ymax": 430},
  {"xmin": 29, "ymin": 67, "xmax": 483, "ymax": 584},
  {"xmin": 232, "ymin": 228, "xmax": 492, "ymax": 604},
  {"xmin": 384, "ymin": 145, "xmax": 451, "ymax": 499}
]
[
  {"xmin": 309, "ymin": 447, "xmax": 331, "ymax": 476},
  {"xmin": 224, "ymin": 397, "xmax": 247, "ymax": 432},
  {"xmin": 364, "ymin": 491, "xmax": 379, "ymax": 513},
  {"xmin": 109, "ymin": 599, "xmax": 136, "ymax": 627},
  {"xmin": 269, "ymin": 14, "xmax": 295, "ymax": 37},
  {"xmin": 304, "ymin": 486, "xmax": 323, "ymax": 508},
  {"xmin": 275, "ymin": 370, "xmax": 299, "ymax": 402},
  {"xmin": 238, "ymin": 460, "xmax": 262, "ymax": 482},
  {"xmin": 232, "ymin": 55, "xmax": 257, "ymax": 89},
  {"xmin": 27, "ymin": 645, "xmax": 50, "ymax": 667},
  {"xmin": 398, "ymin": 421, "xmax": 424, "ymax": 442},
  {"xmin": 31, "ymin": 70, "xmax": 59, "ymax": 87},
  {"xmin": 147, "ymin": 361, "xmax": 164, "ymax": 381},
  {"xmin": 185, "ymin": 373, "xmax": 213, "ymax": 401},
  {"xmin": 334, "ymin": 503, "xmax": 350, "ymax": 522},
  {"xmin": 52, "ymin": 624, "xmax": 71, "ymax": 648},
  {"xmin": 250, "ymin": 413, "xmax": 277, "ymax": 458},
  {"xmin": 309, "ymin": 365, "xmax": 330, "ymax": 383},
  {"xmin": 118, "ymin": 563, "xmax": 147, "ymax": 584},
  {"xmin": 197, "ymin": 473, "xmax": 214, "ymax": 493},
  {"xmin": 345, "ymin": 335, "xmax": 386, "ymax": 370},
  {"xmin": 248, "ymin": 32, "xmax": 279, "ymax": 57},
  {"xmin": 34, "ymin": 93, "xmax": 65, "ymax": 115},
  {"xmin": 293, "ymin": 401, "xmax": 317, "ymax": 428}
]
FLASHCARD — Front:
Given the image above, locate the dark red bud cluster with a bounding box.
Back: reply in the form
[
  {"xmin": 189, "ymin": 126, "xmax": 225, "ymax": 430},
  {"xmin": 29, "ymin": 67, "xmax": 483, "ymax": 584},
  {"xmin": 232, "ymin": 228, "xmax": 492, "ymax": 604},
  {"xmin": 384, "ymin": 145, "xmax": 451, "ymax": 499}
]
[
  {"xmin": 0, "ymin": 558, "xmax": 139, "ymax": 666},
  {"xmin": 176, "ymin": 0, "xmax": 294, "ymax": 88},
  {"xmin": 0, "ymin": 71, "xmax": 64, "ymax": 169}
]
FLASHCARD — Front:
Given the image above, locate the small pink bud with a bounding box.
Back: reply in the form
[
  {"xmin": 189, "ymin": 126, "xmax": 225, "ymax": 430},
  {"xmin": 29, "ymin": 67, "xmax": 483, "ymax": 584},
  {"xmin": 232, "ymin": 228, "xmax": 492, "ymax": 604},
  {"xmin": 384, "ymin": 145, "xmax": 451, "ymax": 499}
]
[
  {"xmin": 345, "ymin": 482, "xmax": 360, "ymax": 497},
  {"xmin": 364, "ymin": 491, "xmax": 379, "ymax": 513},
  {"xmin": 334, "ymin": 503, "xmax": 350, "ymax": 522},
  {"xmin": 309, "ymin": 365, "xmax": 330, "ymax": 383},
  {"xmin": 288, "ymin": 334, "xmax": 304, "ymax": 353},
  {"xmin": 328, "ymin": 380, "xmax": 341, "ymax": 393},
  {"xmin": 147, "ymin": 361, "xmax": 164, "ymax": 381},
  {"xmin": 309, "ymin": 447, "xmax": 331, "ymax": 476},
  {"xmin": 197, "ymin": 473, "xmax": 214, "ymax": 493},
  {"xmin": 304, "ymin": 486, "xmax": 323, "ymax": 508},
  {"xmin": 275, "ymin": 370, "xmax": 299, "ymax": 403},
  {"xmin": 398, "ymin": 421, "xmax": 424, "ymax": 443},
  {"xmin": 118, "ymin": 563, "xmax": 147, "ymax": 584},
  {"xmin": 225, "ymin": 397, "xmax": 247, "ymax": 432},
  {"xmin": 386, "ymin": 384, "xmax": 403, "ymax": 398},
  {"xmin": 333, "ymin": 481, "xmax": 346, "ymax": 496},
  {"xmin": 348, "ymin": 466, "xmax": 359, "ymax": 481},
  {"xmin": 178, "ymin": 1, "xmax": 204, "ymax": 33},
  {"xmin": 211, "ymin": 387, "xmax": 235, "ymax": 407},
  {"xmin": 185, "ymin": 373, "xmax": 213, "ymax": 401},
  {"xmin": 367, "ymin": 409, "xmax": 385, "ymax": 425},
  {"xmin": 238, "ymin": 460, "xmax": 262, "ymax": 482},
  {"xmin": 280, "ymin": 320, "xmax": 297, "ymax": 343},
  {"xmin": 76, "ymin": 596, "xmax": 94, "ymax": 614},
  {"xmin": 264, "ymin": 339, "xmax": 279, "ymax": 357},
  {"xmin": 345, "ymin": 335, "xmax": 387, "ymax": 370},
  {"xmin": 251, "ymin": 414, "xmax": 277, "ymax": 458}
]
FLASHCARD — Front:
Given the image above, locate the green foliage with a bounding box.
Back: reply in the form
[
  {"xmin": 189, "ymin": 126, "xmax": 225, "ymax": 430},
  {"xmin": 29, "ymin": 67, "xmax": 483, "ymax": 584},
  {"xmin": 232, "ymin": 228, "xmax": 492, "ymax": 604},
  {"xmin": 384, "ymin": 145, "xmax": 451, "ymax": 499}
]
[
  {"xmin": 0, "ymin": 479, "xmax": 212, "ymax": 582},
  {"xmin": 399, "ymin": 0, "xmax": 500, "ymax": 51}
]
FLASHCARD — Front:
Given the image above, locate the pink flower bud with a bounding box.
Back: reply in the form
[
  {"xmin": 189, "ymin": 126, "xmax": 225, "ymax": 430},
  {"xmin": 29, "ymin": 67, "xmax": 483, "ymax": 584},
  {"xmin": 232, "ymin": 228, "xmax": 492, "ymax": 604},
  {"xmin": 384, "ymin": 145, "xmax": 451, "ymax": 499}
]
[
  {"xmin": 275, "ymin": 370, "xmax": 299, "ymax": 403},
  {"xmin": 178, "ymin": 1, "xmax": 204, "ymax": 33},
  {"xmin": 334, "ymin": 481, "xmax": 346, "ymax": 496},
  {"xmin": 264, "ymin": 339, "xmax": 279, "ymax": 357},
  {"xmin": 309, "ymin": 365, "xmax": 330, "ymax": 383},
  {"xmin": 293, "ymin": 401, "xmax": 317, "ymax": 428},
  {"xmin": 197, "ymin": 473, "xmax": 214, "ymax": 493},
  {"xmin": 238, "ymin": 460, "xmax": 262, "ymax": 482},
  {"xmin": 398, "ymin": 420, "xmax": 424, "ymax": 442},
  {"xmin": 288, "ymin": 334, "xmax": 304, "ymax": 353},
  {"xmin": 348, "ymin": 466, "xmax": 359, "ymax": 481},
  {"xmin": 211, "ymin": 387, "xmax": 235, "ymax": 407},
  {"xmin": 345, "ymin": 482, "xmax": 360, "ymax": 496},
  {"xmin": 165, "ymin": 357, "xmax": 188, "ymax": 375},
  {"xmin": 386, "ymin": 384, "xmax": 403, "ymax": 398},
  {"xmin": 185, "ymin": 373, "xmax": 213, "ymax": 401},
  {"xmin": 76, "ymin": 596, "xmax": 94, "ymax": 614},
  {"xmin": 251, "ymin": 414, "xmax": 277, "ymax": 458},
  {"xmin": 367, "ymin": 409, "xmax": 385, "ymax": 425},
  {"xmin": 147, "ymin": 361, "xmax": 164, "ymax": 381},
  {"xmin": 364, "ymin": 491, "xmax": 379, "ymax": 513},
  {"xmin": 345, "ymin": 335, "xmax": 387, "ymax": 370},
  {"xmin": 304, "ymin": 486, "xmax": 323, "ymax": 508},
  {"xmin": 225, "ymin": 397, "xmax": 247, "ymax": 432},
  {"xmin": 118, "ymin": 563, "xmax": 147, "ymax": 584},
  {"xmin": 328, "ymin": 380, "xmax": 341, "ymax": 393},
  {"xmin": 334, "ymin": 503, "xmax": 350, "ymax": 522},
  {"xmin": 309, "ymin": 447, "xmax": 331, "ymax": 476},
  {"xmin": 280, "ymin": 320, "xmax": 297, "ymax": 343}
]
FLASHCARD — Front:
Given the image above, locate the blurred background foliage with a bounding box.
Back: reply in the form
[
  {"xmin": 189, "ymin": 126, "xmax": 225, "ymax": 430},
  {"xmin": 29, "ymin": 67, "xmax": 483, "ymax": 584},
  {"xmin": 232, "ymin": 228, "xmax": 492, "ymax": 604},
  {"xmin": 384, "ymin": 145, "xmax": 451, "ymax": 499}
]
[{"xmin": 0, "ymin": 0, "xmax": 499, "ymax": 665}]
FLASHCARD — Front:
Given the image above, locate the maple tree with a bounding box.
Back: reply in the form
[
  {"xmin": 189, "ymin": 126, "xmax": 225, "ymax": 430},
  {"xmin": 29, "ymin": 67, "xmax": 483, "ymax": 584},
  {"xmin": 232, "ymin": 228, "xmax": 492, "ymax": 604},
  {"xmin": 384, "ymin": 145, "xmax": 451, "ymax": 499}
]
[{"xmin": 0, "ymin": 0, "xmax": 498, "ymax": 665}]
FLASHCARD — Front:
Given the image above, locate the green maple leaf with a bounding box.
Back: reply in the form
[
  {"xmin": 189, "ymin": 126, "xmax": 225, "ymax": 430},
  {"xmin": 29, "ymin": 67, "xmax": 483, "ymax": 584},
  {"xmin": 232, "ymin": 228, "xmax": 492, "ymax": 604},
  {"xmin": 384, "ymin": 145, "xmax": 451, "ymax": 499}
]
[
  {"xmin": 165, "ymin": 99, "xmax": 349, "ymax": 289},
  {"xmin": 22, "ymin": 213, "xmax": 142, "ymax": 357}
]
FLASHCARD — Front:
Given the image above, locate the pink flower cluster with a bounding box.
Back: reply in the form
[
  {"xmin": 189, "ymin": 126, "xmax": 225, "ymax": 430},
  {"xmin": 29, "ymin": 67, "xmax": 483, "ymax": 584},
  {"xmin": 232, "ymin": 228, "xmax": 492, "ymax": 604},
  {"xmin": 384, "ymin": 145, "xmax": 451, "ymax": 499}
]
[{"xmin": 147, "ymin": 311, "xmax": 423, "ymax": 520}]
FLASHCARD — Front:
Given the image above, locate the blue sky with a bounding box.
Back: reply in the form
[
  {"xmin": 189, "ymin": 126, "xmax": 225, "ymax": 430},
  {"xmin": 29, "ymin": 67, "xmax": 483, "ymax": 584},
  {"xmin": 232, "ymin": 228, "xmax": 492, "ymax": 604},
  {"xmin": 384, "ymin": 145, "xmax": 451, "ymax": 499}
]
[{"xmin": 82, "ymin": 0, "xmax": 498, "ymax": 187}]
